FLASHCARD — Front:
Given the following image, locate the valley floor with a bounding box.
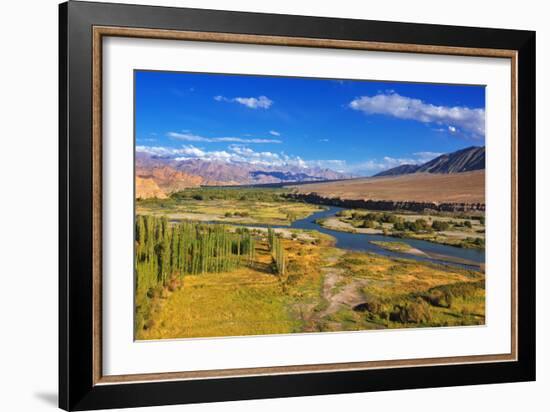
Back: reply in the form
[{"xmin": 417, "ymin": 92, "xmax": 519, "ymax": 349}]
[
  {"xmin": 137, "ymin": 228, "xmax": 485, "ymax": 340},
  {"xmin": 135, "ymin": 188, "xmax": 486, "ymax": 340}
]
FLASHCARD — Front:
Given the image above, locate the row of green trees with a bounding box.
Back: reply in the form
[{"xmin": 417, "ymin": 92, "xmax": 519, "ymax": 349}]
[
  {"xmin": 267, "ymin": 227, "xmax": 286, "ymax": 276},
  {"xmin": 135, "ymin": 215, "xmax": 256, "ymax": 299}
]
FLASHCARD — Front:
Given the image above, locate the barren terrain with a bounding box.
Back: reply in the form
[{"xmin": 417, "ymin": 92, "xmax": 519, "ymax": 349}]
[{"xmin": 290, "ymin": 170, "xmax": 485, "ymax": 204}]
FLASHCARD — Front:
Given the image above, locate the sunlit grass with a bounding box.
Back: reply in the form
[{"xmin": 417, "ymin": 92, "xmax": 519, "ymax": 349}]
[
  {"xmin": 138, "ymin": 267, "xmax": 299, "ymax": 339},
  {"xmin": 137, "ymin": 199, "xmax": 323, "ymax": 226}
]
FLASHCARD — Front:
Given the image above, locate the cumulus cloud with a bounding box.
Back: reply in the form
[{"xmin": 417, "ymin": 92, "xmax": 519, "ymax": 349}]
[
  {"xmin": 137, "ymin": 144, "xmax": 308, "ymax": 168},
  {"xmin": 214, "ymin": 95, "xmax": 273, "ymax": 109},
  {"xmin": 413, "ymin": 151, "xmax": 443, "ymax": 162},
  {"xmin": 136, "ymin": 145, "xmax": 205, "ymax": 158},
  {"xmin": 349, "ymin": 92, "xmax": 485, "ymax": 138},
  {"xmin": 351, "ymin": 156, "xmax": 417, "ymax": 173},
  {"xmin": 311, "ymin": 152, "xmax": 443, "ymax": 176},
  {"xmin": 167, "ymin": 131, "xmax": 281, "ymax": 144},
  {"xmin": 137, "ymin": 143, "xmax": 441, "ymax": 176}
]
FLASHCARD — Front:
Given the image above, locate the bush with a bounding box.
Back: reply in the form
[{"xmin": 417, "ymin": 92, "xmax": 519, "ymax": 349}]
[
  {"xmin": 353, "ymin": 299, "xmax": 382, "ymax": 314},
  {"xmin": 425, "ymin": 280, "xmax": 484, "ymax": 306},
  {"xmin": 380, "ymin": 213, "xmax": 398, "ymax": 224},
  {"xmin": 361, "ymin": 220, "xmax": 377, "ymax": 229},
  {"xmin": 432, "ymin": 220, "xmax": 450, "ymax": 231},
  {"xmin": 393, "ymin": 221, "xmax": 405, "ymax": 231},
  {"xmin": 424, "ymin": 289, "xmax": 454, "ymax": 308},
  {"xmin": 391, "ymin": 298, "xmax": 432, "ymax": 324}
]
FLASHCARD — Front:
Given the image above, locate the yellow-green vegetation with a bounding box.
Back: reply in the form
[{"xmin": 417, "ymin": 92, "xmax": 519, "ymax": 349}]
[
  {"xmin": 136, "ymin": 187, "xmax": 323, "ymax": 226},
  {"xmin": 137, "ymin": 226, "xmax": 335, "ymax": 340},
  {"xmin": 319, "ymin": 252, "xmax": 485, "ymax": 331},
  {"xmin": 138, "ymin": 268, "xmax": 299, "ymax": 339},
  {"xmin": 137, "ymin": 231, "xmax": 485, "ymax": 339},
  {"xmin": 135, "ymin": 215, "xmax": 256, "ymax": 333},
  {"xmin": 370, "ymin": 240, "xmax": 413, "ymax": 253},
  {"xmin": 135, "ymin": 187, "xmax": 485, "ymax": 340},
  {"xmin": 322, "ymin": 209, "xmax": 485, "ymax": 249}
]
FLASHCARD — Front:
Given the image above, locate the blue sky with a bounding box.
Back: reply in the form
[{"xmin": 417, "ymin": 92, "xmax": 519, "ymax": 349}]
[{"xmin": 135, "ymin": 70, "xmax": 485, "ymax": 176}]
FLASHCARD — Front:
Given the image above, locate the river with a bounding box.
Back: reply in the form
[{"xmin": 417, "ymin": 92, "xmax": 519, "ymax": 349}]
[
  {"xmin": 251, "ymin": 206, "xmax": 484, "ymax": 270},
  {"xmin": 194, "ymin": 205, "xmax": 484, "ymax": 270}
]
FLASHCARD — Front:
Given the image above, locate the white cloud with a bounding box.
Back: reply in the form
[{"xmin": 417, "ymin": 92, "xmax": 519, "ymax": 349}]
[
  {"xmin": 319, "ymin": 138, "xmax": 329, "ymax": 142},
  {"xmin": 413, "ymin": 151, "xmax": 443, "ymax": 162},
  {"xmin": 235, "ymin": 96, "xmax": 273, "ymax": 109},
  {"xmin": 349, "ymin": 92, "xmax": 485, "ymax": 138},
  {"xmin": 214, "ymin": 95, "xmax": 273, "ymax": 109},
  {"xmin": 304, "ymin": 159, "xmax": 346, "ymax": 172},
  {"xmin": 167, "ymin": 131, "xmax": 281, "ymax": 144},
  {"xmin": 136, "ymin": 145, "xmax": 205, "ymax": 158},
  {"xmin": 310, "ymin": 152, "xmax": 443, "ymax": 176},
  {"xmin": 137, "ymin": 144, "xmax": 440, "ymax": 176},
  {"xmin": 137, "ymin": 144, "xmax": 308, "ymax": 168},
  {"xmin": 269, "ymin": 130, "xmax": 281, "ymax": 136}
]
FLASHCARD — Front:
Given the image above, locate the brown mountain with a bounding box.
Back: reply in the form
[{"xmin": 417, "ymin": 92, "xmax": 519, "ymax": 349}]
[
  {"xmin": 135, "ymin": 152, "xmax": 352, "ymax": 193},
  {"xmin": 136, "ymin": 166, "xmax": 203, "ymax": 194},
  {"xmin": 374, "ymin": 146, "xmax": 485, "ymax": 177},
  {"xmin": 136, "ymin": 176, "xmax": 167, "ymax": 199}
]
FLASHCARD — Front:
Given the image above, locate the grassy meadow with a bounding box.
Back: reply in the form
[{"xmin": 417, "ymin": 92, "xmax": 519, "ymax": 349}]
[{"xmin": 136, "ymin": 187, "xmax": 323, "ymax": 226}]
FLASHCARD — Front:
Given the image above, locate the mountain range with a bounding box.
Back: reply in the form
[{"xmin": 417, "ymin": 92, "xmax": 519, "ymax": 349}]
[
  {"xmin": 135, "ymin": 152, "xmax": 351, "ymax": 198},
  {"xmin": 135, "ymin": 146, "xmax": 485, "ymax": 199},
  {"xmin": 374, "ymin": 146, "xmax": 485, "ymax": 177}
]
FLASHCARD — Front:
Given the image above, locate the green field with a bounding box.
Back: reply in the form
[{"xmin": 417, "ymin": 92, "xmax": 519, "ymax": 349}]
[
  {"xmin": 318, "ymin": 208, "xmax": 485, "ymax": 249},
  {"xmin": 137, "ymin": 187, "xmax": 323, "ymax": 226}
]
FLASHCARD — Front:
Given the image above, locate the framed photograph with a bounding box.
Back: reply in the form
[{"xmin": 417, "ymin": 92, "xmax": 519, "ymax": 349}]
[{"xmin": 59, "ymin": 1, "xmax": 535, "ymax": 410}]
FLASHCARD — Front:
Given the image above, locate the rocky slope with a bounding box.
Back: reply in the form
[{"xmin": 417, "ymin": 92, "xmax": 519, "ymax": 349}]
[
  {"xmin": 135, "ymin": 152, "xmax": 351, "ymax": 198},
  {"xmin": 136, "ymin": 176, "xmax": 167, "ymax": 199},
  {"xmin": 374, "ymin": 146, "xmax": 485, "ymax": 177},
  {"xmin": 375, "ymin": 164, "xmax": 421, "ymax": 177}
]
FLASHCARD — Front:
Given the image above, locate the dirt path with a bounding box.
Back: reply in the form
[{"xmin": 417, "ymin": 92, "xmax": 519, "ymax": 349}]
[
  {"xmin": 303, "ymin": 249, "xmax": 369, "ymax": 330},
  {"xmin": 322, "ymin": 277, "xmax": 370, "ymax": 317}
]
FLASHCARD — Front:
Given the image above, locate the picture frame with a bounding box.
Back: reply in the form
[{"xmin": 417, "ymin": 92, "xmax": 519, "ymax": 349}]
[{"xmin": 59, "ymin": 1, "xmax": 536, "ymax": 410}]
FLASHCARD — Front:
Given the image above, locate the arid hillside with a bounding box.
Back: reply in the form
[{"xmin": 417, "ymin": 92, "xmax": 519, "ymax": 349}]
[
  {"xmin": 136, "ymin": 176, "xmax": 167, "ymax": 199},
  {"xmin": 290, "ymin": 170, "xmax": 485, "ymax": 204}
]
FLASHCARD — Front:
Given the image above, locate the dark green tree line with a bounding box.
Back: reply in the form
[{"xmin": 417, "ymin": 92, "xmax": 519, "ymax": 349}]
[
  {"xmin": 135, "ymin": 215, "xmax": 256, "ymax": 301},
  {"xmin": 267, "ymin": 227, "xmax": 285, "ymax": 276}
]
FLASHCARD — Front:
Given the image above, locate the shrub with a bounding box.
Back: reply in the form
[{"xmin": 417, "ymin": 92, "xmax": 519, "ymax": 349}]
[
  {"xmin": 432, "ymin": 220, "xmax": 450, "ymax": 231},
  {"xmin": 143, "ymin": 318, "xmax": 156, "ymax": 330},
  {"xmin": 361, "ymin": 220, "xmax": 377, "ymax": 229},
  {"xmin": 380, "ymin": 212, "xmax": 398, "ymax": 224},
  {"xmin": 353, "ymin": 299, "xmax": 382, "ymax": 314},
  {"xmin": 391, "ymin": 298, "xmax": 432, "ymax": 324},
  {"xmin": 393, "ymin": 221, "xmax": 406, "ymax": 231},
  {"xmin": 424, "ymin": 289, "xmax": 454, "ymax": 308}
]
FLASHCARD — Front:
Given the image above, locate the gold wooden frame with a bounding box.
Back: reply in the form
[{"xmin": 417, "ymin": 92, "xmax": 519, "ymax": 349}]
[{"xmin": 92, "ymin": 26, "xmax": 518, "ymax": 386}]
